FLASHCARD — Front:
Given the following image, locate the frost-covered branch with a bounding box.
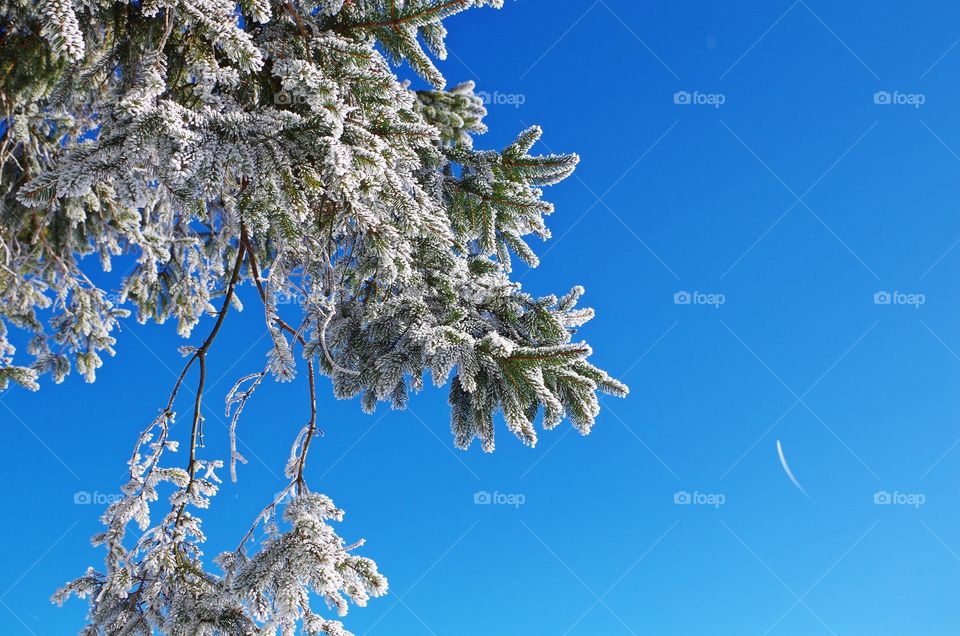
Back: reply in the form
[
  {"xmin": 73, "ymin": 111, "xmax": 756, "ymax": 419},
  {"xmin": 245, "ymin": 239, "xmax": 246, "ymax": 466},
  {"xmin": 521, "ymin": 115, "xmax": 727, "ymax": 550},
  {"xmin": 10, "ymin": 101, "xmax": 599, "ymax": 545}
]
[{"xmin": 4, "ymin": 0, "xmax": 627, "ymax": 633}]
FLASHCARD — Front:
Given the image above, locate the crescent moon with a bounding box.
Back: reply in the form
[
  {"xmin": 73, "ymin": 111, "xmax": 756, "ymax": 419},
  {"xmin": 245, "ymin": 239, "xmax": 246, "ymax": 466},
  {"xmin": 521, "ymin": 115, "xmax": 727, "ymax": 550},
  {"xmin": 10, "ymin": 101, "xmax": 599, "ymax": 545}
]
[{"xmin": 776, "ymin": 439, "xmax": 811, "ymax": 500}]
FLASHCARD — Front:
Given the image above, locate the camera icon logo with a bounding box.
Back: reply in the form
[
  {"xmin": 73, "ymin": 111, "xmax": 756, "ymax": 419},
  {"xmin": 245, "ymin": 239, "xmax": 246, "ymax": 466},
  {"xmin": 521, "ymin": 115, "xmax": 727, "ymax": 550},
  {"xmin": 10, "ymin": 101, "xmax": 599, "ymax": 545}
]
[
  {"xmin": 673, "ymin": 490, "xmax": 691, "ymax": 504},
  {"xmin": 74, "ymin": 490, "xmax": 92, "ymax": 504},
  {"xmin": 873, "ymin": 291, "xmax": 891, "ymax": 305},
  {"xmin": 673, "ymin": 91, "xmax": 691, "ymax": 105},
  {"xmin": 674, "ymin": 291, "xmax": 691, "ymax": 305},
  {"xmin": 874, "ymin": 491, "xmax": 891, "ymax": 504},
  {"xmin": 873, "ymin": 91, "xmax": 891, "ymax": 105},
  {"xmin": 473, "ymin": 490, "xmax": 492, "ymax": 504}
]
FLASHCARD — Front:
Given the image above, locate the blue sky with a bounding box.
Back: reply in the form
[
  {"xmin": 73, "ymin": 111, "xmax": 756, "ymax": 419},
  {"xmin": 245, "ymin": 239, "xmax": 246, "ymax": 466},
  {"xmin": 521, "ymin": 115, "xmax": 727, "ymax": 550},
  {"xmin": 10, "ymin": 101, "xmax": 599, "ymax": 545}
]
[{"xmin": 4, "ymin": 1, "xmax": 960, "ymax": 634}]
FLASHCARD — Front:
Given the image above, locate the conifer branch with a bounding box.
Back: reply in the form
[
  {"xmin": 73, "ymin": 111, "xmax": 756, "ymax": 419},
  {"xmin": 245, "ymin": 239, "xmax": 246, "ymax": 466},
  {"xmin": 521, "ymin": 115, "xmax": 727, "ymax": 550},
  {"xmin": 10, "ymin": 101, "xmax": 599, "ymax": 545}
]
[
  {"xmin": 340, "ymin": 0, "xmax": 470, "ymax": 30},
  {"xmin": 5, "ymin": 1, "xmax": 625, "ymax": 631}
]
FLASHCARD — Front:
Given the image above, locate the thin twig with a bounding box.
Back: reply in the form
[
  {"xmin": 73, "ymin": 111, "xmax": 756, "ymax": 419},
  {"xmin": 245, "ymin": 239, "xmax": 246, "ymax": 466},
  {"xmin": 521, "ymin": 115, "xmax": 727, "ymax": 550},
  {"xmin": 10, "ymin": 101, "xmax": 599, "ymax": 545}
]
[{"xmin": 171, "ymin": 243, "xmax": 246, "ymax": 532}]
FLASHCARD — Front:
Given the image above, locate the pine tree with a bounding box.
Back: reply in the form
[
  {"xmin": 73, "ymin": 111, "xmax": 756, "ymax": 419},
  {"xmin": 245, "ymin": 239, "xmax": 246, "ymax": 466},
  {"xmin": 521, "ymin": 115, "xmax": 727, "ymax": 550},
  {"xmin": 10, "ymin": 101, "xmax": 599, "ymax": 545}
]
[{"xmin": 1, "ymin": 0, "xmax": 628, "ymax": 633}]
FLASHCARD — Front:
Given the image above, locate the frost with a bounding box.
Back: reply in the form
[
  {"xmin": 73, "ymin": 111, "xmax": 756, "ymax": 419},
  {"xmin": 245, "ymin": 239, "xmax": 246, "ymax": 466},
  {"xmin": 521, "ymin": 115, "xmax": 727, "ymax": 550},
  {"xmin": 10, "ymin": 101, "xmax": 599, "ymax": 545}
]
[{"xmin": 4, "ymin": 0, "xmax": 627, "ymax": 632}]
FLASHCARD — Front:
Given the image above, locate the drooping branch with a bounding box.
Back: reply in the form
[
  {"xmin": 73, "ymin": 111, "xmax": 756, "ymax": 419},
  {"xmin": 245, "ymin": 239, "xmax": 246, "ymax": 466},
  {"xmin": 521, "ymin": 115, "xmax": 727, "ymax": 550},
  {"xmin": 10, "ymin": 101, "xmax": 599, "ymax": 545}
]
[
  {"xmin": 173, "ymin": 243, "xmax": 246, "ymax": 529},
  {"xmin": 240, "ymin": 228, "xmax": 322, "ymax": 483},
  {"xmin": 21, "ymin": 0, "xmax": 626, "ymax": 631}
]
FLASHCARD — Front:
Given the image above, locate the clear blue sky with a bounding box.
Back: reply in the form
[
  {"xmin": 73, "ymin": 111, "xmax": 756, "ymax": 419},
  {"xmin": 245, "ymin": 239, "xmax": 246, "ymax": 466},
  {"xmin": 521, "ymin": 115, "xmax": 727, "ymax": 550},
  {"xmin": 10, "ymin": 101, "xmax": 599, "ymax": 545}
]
[{"xmin": 4, "ymin": 1, "xmax": 960, "ymax": 634}]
